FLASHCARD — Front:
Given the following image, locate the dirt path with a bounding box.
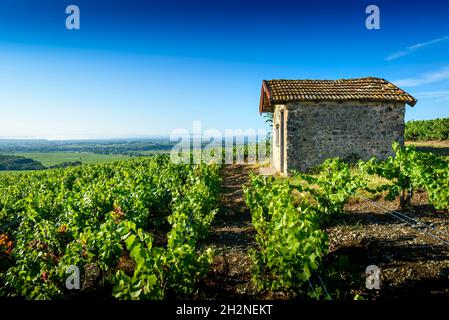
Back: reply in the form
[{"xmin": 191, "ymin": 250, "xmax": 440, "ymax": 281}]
[{"xmin": 198, "ymin": 164, "xmax": 258, "ymax": 299}]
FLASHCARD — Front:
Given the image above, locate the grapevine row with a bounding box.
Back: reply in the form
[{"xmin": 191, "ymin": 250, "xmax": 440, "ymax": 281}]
[
  {"xmin": 0, "ymin": 155, "xmax": 221, "ymax": 299},
  {"xmin": 243, "ymin": 143, "xmax": 449, "ymax": 298}
]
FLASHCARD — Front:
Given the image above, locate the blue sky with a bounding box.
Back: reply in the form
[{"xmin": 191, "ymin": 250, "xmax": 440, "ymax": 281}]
[{"xmin": 0, "ymin": 0, "xmax": 448, "ymax": 139}]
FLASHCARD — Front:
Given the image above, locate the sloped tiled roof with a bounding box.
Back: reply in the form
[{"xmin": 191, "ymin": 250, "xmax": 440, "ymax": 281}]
[{"xmin": 259, "ymin": 77, "xmax": 417, "ymax": 112}]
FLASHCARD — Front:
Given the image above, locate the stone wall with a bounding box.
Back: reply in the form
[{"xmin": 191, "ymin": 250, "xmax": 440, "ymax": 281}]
[
  {"xmin": 271, "ymin": 104, "xmax": 287, "ymax": 173},
  {"xmin": 272, "ymin": 100, "xmax": 406, "ymax": 172}
]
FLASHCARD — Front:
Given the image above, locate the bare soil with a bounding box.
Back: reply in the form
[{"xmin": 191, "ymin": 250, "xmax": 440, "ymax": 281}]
[
  {"xmin": 197, "ymin": 164, "xmax": 259, "ymax": 299},
  {"xmin": 198, "ymin": 165, "xmax": 449, "ymax": 300},
  {"xmin": 329, "ymin": 191, "xmax": 449, "ymax": 299}
]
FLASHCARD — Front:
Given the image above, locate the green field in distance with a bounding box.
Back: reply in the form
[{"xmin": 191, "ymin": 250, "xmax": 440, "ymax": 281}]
[{"xmin": 1, "ymin": 152, "xmax": 131, "ymax": 167}]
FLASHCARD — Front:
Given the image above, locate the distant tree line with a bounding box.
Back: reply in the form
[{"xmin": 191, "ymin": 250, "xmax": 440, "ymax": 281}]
[
  {"xmin": 0, "ymin": 138, "xmax": 268, "ymax": 156},
  {"xmin": 0, "ymin": 155, "xmax": 83, "ymax": 171},
  {"xmin": 48, "ymin": 161, "xmax": 82, "ymax": 169},
  {"xmin": 0, "ymin": 139, "xmax": 176, "ymax": 155},
  {"xmin": 0, "ymin": 155, "xmax": 45, "ymax": 171}
]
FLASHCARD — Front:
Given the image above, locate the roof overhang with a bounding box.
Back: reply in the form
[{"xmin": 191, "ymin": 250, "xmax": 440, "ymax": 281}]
[{"xmin": 259, "ymin": 80, "xmax": 273, "ymax": 113}]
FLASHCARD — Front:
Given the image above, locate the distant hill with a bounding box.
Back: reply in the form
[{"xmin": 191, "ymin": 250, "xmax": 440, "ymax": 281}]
[{"xmin": 0, "ymin": 155, "xmax": 46, "ymax": 171}]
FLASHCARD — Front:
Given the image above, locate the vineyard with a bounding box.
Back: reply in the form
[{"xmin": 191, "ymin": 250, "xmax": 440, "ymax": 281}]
[
  {"xmin": 1, "ymin": 143, "xmax": 449, "ymax": 300},
  {"xmin": 0, "ymin": 156, "xmax": 221, "ymax": 299},
  {"xmin": 242, "ymin": 143, "xmax": 449, "ymax": 298},
  {"xmin": 405, "ymin": 117, "xmax": 449, "ymax": 141}
]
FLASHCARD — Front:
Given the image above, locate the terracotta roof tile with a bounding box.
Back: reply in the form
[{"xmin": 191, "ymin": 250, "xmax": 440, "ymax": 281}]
[{"xmin": 259, "ymin": 77, "xmax": 417, "ymax": 112}]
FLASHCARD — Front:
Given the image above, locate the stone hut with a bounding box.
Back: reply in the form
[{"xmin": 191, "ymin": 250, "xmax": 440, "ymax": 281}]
[{"xmin": 259, "ymin": 77, "xmax": 417, "ymax": 173}]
